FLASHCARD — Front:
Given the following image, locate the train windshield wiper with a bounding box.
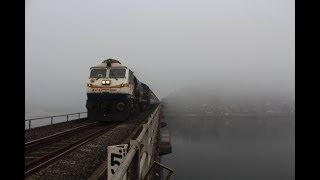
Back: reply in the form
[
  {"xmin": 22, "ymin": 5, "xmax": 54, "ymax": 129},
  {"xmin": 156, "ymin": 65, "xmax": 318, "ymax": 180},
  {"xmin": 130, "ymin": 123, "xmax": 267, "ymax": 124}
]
[
  {"xmin": 110, "ymin": 70, "xmax": 118, "ymax": 80},
  {"xmin": 96, "ymin": 74, "xmax": 103, "ymax": 80}
]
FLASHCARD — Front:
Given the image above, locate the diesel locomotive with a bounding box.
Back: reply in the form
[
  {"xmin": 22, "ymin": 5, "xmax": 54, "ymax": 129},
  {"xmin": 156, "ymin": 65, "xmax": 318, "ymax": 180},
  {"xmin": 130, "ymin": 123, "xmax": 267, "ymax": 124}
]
[{"xmin": 86, "ymin": 59, "xmax": 150, "ymax": 121}]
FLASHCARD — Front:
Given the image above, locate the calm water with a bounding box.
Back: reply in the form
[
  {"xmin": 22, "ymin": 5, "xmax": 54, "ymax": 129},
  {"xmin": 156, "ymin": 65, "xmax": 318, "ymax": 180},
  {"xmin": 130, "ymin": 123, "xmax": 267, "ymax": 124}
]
[{"xmin": 161, "ymin": 115, "xmax": 295, "ymax": 180}]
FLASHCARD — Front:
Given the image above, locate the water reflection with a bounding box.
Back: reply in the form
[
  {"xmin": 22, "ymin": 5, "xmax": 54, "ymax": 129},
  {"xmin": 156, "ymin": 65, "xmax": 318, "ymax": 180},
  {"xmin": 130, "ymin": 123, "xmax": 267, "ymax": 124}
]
[{"xmin": 161, "ymin": 114, "xmax": 294, "ymax": 180}]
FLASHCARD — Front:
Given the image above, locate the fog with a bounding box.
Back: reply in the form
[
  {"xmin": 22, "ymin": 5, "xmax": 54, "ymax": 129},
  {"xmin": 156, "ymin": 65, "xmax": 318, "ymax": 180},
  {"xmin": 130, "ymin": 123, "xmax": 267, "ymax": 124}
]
[
  {"xmin": 25, "ymin": 0, "xmax": 294, "ymax": 113},
  {"xmin": 25, "ymin": 1, "xmax": 294, "ymax": 178},
  {"xmin": 160, "ymin": 85, "xmax": 294, "ymax": 179}
]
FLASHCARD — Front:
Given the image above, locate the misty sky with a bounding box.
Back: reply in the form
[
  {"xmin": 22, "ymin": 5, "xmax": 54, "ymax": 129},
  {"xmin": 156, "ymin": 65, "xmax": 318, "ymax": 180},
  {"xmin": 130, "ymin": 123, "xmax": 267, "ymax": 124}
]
[{"xmin": 25, "ymin": 0, "xmax": 294, "ymax": 110}]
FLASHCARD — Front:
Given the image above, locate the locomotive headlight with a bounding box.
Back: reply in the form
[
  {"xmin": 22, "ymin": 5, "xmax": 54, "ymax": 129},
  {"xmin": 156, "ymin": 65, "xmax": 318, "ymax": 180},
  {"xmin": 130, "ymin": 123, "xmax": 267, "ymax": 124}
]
[
  {"xmin": 102, "ymin": 80, "xmax": 110, "ymax": 85},
  {"xmin": 121, "ymin": 84, "xmax": 124, "ymax": 87},
  {"xmin": 87, "ymin": 83, "xmax": 92, "ymax": 87}
]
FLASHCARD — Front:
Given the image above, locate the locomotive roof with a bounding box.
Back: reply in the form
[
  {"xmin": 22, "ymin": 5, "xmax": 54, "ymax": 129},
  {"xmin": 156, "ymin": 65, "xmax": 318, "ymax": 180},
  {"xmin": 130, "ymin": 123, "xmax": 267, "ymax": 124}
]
[
  {"xmin": 91, "ymin": 58, "xmax": 127, "ymax": 68},
  {"xmin": 102, "ymin": 59, "xmax": 121, "ymax": 64}
]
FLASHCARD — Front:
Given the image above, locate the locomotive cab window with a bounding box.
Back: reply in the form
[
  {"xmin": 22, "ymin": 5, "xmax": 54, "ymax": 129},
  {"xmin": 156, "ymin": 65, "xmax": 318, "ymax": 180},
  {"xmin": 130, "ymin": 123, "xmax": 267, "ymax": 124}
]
[
  {"xmin": 90, "ymin": 69, "xmax": 106, "ymax": 78},
  {"xmin": 109, "ymin": 69, "xmax": 126, "ymax": 78}
]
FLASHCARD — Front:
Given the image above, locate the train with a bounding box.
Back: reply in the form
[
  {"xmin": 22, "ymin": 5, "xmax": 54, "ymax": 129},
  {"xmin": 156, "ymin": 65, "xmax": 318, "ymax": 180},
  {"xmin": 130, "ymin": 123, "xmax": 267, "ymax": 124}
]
[{"xmin": 86, "ymin": 59, "xmax": 152, "ymax": 121}]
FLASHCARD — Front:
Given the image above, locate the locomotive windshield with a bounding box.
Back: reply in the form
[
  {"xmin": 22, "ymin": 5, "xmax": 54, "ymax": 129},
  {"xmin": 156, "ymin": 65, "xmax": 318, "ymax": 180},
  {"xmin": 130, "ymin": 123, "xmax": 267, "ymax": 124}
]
[
  {"xmin": 90, "ymin": 69, "xmax": 106, "ymax": 78},
  {"xmin": 109, "ymin": 69, "xmax": 126, "ymax": 78}
]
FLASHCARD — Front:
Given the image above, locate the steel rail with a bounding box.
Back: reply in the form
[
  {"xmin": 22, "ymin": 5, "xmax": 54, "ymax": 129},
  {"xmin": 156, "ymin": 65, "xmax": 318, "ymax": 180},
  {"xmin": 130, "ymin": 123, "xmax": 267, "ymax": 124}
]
[
  {"xmin": 25, "ymin": 122, "xmax": 99, "ymax": 153},
  {"xmin": 25, "ymin": 123, "xmax": 119, "ymax": 177}
]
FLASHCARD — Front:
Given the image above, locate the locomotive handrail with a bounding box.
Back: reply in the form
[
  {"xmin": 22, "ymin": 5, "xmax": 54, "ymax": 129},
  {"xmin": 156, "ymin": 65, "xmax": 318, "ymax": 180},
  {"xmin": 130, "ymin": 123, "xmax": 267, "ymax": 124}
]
[{"xmin": 25, "ymin": 112, "xmax": 87, "ymax": 129}]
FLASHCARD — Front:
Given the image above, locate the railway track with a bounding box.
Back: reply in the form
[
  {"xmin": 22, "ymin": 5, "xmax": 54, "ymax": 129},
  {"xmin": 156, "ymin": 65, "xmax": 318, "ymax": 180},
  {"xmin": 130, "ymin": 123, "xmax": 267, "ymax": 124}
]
[{"xmin": 25, "ymin": 121, "xmax": 119, "ymax": 177}]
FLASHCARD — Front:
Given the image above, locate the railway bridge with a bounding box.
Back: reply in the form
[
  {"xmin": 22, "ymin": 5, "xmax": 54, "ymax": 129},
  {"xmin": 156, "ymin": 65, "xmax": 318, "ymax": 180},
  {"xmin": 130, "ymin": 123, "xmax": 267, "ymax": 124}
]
[{"xmin": 25, "ymin": 102, "xmax": 172, "ymax": 180}]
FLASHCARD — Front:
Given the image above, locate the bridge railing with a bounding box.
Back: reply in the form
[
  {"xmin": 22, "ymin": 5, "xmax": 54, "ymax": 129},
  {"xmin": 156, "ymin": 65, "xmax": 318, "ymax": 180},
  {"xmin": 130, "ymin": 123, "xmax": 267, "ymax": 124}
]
[
  {"xmin": 25, "ymin": 112, "xmax": 87, "ymax": 129},
  {"xmin": 108, "ymin": 104, "xmax": 171, "ymax": 180}
]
